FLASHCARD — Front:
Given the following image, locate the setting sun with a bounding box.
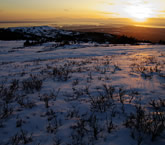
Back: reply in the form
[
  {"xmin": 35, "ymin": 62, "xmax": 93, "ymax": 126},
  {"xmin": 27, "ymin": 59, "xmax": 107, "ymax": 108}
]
[
  {"xmin": 97, "ymin": 0, "xmax": 164, "ymax": 25},
  {"xmin": 124, "ymin": 3, "xmax": 155, "ymax": 22}
]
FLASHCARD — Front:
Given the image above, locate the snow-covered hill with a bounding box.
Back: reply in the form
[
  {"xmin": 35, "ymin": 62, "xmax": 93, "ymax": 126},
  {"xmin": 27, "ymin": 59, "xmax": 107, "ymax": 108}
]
[
  {"xmin": 7, "ymin": 26, "xmax": 74, "ymax": 38},
  {"xmin": 0, "ymin": 40, "xmax": 165, "ymax": 145},
  {"xmin": 0, "ymin": 25, "xmax": 164, "ymax": 145},
  {"xmin": 1, "ymin": 26, "xmax": 117, "ymax": 44},
  {"xmin": 9, "ymin": 26, "xmax": 57, "ymax": 33}
]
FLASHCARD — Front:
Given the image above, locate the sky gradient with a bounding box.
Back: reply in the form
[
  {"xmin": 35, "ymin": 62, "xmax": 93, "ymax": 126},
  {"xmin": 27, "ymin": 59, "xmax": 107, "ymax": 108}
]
[{"xmin": 0, "ymin": 0, "xmax": 165, "ymax": 25}]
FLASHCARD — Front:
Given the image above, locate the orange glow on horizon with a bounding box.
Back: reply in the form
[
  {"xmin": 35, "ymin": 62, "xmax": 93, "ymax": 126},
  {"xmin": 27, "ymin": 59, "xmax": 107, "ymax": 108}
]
[{"xmin": 0, "ymin": 0, "xmax": 164, "ymax": 27}]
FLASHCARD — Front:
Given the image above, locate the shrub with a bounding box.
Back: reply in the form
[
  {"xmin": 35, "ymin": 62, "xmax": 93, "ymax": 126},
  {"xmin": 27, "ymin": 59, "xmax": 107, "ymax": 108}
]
[{"xmin": 22, "ymin": 75, "xmax": 43, "ymax": 93}]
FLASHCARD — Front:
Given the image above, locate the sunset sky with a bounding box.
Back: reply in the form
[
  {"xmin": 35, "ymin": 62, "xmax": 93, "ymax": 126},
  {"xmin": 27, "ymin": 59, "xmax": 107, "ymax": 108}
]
[{"xmin": 0, "ymin": 0, "xmax": 165, "ymax": 24}]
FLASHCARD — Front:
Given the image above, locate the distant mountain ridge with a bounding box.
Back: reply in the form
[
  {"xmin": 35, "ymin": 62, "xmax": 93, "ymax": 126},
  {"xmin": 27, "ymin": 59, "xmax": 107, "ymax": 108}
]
[{"xmin": 0, "ymin": 26, "xmax": 153, "ymax": 44}]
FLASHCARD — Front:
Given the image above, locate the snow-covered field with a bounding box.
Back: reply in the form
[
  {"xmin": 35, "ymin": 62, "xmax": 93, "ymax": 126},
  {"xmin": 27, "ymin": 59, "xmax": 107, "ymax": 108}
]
[{"xmin": 0, "ymin": 41, "xmax": 165, "ymax": 145}]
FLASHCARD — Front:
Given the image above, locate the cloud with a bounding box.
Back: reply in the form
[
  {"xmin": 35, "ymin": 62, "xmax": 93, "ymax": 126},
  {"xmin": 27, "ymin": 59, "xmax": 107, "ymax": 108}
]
[
  {"xmin": 143, "ymin": 1, "xmax": 149, "ymax": 4},
  {"xmin": 109, "ymin": 3, "xmax": 115, "ymax": 5},
  {"xmin": 0, "ymin": 9, "xmax": 4, "ymax": 13},
  {"xmin": 100, "ymin": 11, "xmax": 120, "ymax": 16},
  {"xmin": 64, "ymin": 9, "xmax": 70, "ymax": 12}
]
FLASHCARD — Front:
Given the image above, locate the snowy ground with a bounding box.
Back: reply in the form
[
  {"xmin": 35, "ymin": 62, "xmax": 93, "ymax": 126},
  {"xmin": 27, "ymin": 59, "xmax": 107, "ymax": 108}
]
[{"xmin": 0, "ymin": 41, "xmax": 165, "ymax": 145}]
